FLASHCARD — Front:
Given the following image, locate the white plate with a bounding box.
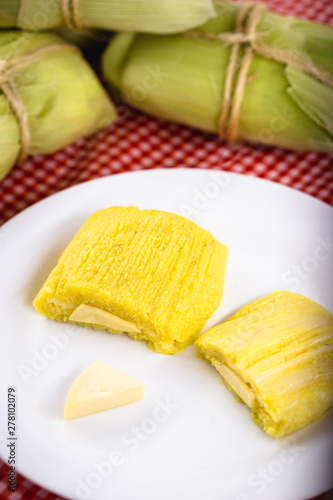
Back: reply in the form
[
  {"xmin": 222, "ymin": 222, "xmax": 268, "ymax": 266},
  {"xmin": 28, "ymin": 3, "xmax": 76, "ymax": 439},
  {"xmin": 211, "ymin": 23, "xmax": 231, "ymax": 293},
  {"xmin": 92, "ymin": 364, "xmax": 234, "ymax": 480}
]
[{"xmin": 0, "ymin": 169, "xmax": 332, "ymax": 500}]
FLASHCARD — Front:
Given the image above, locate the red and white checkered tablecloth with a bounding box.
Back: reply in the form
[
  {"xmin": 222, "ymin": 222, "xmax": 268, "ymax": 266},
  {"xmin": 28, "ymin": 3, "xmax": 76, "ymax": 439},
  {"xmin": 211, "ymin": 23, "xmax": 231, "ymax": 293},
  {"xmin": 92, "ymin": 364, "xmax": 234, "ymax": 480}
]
[{"xmin": 0, "ymin": 0, "xmax": 332, "ymax": 498}]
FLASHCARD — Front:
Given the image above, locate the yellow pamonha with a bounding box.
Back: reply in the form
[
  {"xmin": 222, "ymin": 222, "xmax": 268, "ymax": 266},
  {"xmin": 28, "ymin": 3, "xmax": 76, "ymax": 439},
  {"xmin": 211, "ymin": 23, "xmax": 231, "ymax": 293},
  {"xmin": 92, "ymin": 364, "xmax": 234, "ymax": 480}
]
[
  {"xmin": 34, "ymin": 206, "xmax": 228, "ymax": 354},
  {"xmin": 195, "ymin": 290, "xmax": 333, "ymax": 438}
]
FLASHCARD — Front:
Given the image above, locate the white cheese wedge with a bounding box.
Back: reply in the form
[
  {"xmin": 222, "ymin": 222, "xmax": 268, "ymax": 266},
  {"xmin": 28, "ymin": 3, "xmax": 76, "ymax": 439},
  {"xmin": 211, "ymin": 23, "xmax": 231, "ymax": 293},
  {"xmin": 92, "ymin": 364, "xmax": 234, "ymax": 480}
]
[
  {"xmin": 212, "ymin": 360, "xmax": 257, "ymax": 408},
  {"xmin": 63, "ymin": 360, "xmax": 144, "ymax": 420},
  {"xmin": 69, "ymin": 304, "xmax": 141, "ymax": 334}
]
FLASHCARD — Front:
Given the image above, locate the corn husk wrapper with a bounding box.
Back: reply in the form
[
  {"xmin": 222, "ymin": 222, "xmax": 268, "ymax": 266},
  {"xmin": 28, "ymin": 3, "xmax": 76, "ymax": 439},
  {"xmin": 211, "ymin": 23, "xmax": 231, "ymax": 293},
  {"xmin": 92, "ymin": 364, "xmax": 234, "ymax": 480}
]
[
  {"xmin": 0, "ymin": 0, "xmax": 216, "ymax": 34},
  {"xmin": 0, "ymin": 31, "xmax": 116, "ymax": 180},
  {"xmin": 102, "ymin": 1, "xmax": 333, "ymax": 152}
]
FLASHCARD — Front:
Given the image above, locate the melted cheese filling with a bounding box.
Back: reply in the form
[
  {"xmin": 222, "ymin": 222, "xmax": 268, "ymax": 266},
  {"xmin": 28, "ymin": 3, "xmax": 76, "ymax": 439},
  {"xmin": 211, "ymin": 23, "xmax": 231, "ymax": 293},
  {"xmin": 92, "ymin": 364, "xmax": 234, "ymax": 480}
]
[{"xmin": 69, "ymin": 304, "xmax": 141, "ymax": 334}]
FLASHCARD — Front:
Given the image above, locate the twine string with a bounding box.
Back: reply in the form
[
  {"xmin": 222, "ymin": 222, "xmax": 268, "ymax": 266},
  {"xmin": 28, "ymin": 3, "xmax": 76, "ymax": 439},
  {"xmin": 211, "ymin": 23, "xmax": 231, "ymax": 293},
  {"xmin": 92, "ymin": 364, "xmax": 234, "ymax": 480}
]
[
  {"xmin": 218, "ymin": 2, "xmax": 255, "ymax": 140},
  {"xmin": 17, "ymin": 0, "xmax": 25, "ymax": 29},
  {"xmin": 61, "ymin": 0, "xmax": 83, "ymax": 30},
  {"xmin": 0, "ymin": 44, "xmax": 80, "ymax": 164},
  {"xmin": 227, "ymin": 2, "xmax": 265, "ymax": 141}
]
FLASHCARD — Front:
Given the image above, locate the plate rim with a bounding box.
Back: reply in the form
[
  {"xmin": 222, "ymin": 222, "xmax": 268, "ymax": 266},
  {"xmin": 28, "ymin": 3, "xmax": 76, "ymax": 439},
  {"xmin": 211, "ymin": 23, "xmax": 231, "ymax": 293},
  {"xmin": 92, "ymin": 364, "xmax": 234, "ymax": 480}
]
[
  {"xmin": 1, "ymin": 168, "xmax": 332, "ymax": 233},
  {"xmin": 1, "ymin": 167, "xmax": 332, "ymax": 500}
]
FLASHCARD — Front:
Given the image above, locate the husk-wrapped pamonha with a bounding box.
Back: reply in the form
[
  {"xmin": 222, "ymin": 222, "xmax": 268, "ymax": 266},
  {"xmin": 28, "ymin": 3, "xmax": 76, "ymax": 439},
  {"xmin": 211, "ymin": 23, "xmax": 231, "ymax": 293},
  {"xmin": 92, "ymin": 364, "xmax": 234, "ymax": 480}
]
[
  {"xmin": 0, "ymin": 0, "xmax": 216, "ymax": 34},
  {"xmin": 102, "ymin": 0, "xmax": 333, "ymax": 152},
  {"xmin": 34, "ymin": 206, "xmax": 229, "ymax": 355},
  {"xmin": 0, "ymin": 31, "xmax": 116, "ymax": 180},
  {"xmin": 195, "ymin": 290, "xmax": 333, "ymax": 438}
]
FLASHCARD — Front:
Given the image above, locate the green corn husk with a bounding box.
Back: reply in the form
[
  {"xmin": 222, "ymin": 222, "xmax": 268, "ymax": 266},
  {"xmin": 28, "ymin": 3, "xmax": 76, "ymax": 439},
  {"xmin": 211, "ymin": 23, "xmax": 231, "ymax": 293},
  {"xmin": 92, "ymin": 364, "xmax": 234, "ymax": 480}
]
[
  {"xmin": 102, "ymin": 0, "xmax": 333, "ymax": 152},
  {"xmin": 0, "ymin": 0, "xmax": 216, "ymax": 34},
  {"xmin": 0, "ymin": 31, "xmax": 116, "ymax": 180}
]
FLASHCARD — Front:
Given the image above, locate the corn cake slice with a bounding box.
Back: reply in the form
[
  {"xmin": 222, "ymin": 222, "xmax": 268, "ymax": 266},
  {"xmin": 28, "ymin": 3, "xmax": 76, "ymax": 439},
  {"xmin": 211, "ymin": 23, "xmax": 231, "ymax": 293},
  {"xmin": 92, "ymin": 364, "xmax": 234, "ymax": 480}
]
[
  {"xmin": 34, "ymin": 206, "xmax": 228, "ymax": 354},
  {"xmin": 195, "ymin": 290, "xmax": 333, "ymax": 437}
]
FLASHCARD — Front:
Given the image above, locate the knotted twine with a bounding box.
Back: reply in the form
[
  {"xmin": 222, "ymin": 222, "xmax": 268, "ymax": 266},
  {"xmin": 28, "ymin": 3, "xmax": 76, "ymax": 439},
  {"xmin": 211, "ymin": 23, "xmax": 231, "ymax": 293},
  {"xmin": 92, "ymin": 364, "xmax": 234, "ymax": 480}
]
[
  {"xmin": 0, "ymin": 43, "xmax": 80, "ymax": 163},
  {"xmin": 61, "ymin": 0, "xmax": 83, "ymax": 29},
  {"xmin": 189, "ymin": 1, "xmax": 333, "ymax": 142}
]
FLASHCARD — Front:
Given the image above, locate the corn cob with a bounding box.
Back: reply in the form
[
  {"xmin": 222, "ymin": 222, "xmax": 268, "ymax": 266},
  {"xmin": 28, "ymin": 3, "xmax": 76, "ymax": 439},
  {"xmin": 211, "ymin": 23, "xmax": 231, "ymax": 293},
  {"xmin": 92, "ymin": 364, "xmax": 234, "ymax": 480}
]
[
  {"xmin": 195, "ymin": 290, "xmax": 333, "ymax": 437},
  {"xmin": 34, "ymin": 206, "xmax": 228, "ymax": 354}
]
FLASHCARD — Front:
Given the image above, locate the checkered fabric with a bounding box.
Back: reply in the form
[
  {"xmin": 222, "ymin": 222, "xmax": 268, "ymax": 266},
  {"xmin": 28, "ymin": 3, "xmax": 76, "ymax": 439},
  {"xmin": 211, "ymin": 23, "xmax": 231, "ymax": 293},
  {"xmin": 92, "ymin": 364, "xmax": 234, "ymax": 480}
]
[
  {"xmin": 0, "ymin": 0, "xmax": 332, "ymax": 498},
  {"xmin": 0, "ymin": 105, "xmax": 332, "ymax": 225}
]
